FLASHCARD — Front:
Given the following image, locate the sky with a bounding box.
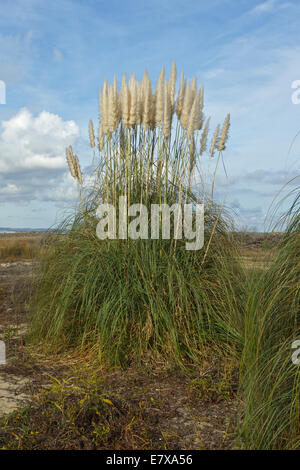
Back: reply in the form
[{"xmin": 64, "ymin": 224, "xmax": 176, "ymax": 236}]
[{"xmin": 0, "ymin": 0, "xmax": 300, "ymax": 230}]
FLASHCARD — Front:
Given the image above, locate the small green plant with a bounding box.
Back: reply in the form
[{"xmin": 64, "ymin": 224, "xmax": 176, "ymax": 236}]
[
  {"xmin": 0, "ymin": 371, "xmax": 125, "ymax": 450},
  {"xmin": 188, "ymin": 371, "xmax": 236, "ymax": 403}
]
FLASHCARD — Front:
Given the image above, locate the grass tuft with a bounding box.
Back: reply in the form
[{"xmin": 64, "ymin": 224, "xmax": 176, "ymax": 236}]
[
  {"xmin": 239, "ymin": 186, "xmax": 300, "ymax": 449},
  {"xmin": 29, "ymin": 210, "xmax": 245, "ymax": 369}
]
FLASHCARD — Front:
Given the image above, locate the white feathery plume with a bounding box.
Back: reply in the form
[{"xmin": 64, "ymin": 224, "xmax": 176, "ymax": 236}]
[
  {"xmin": 66, "ymin": 146, "xmax": 76, "ymax": 178},
  {"xmin": 129, "ymin": 74, "xmax": 137, "ymax": 127},
  {"xmin": 163, "ymin": 79, "xmax": 172, "ymax": 138},
  {"xmin": 195, "ymin": 87, "xmax": 204, "ymax": 130},
  {"xmin": 98, "ymin": 123, "xmax": 104, "ymax": 152},
  {"xmin": 155, "ymin": 67, "xmax": 165, "ymax": 126},
  {"xmin": 142, "ymin": 72, "xmax": 152, "ymax": 131},
  {"xmin": 218, "ymin": 113, "xmax": 230, "ymax": 151},
  {"xmin": 120, "ymin": 73, "xmax": 127, "ymax": 105},
  {"xmin": 209, "ymin": 124, "xmax": 220, "ymax": 158},
  {"xmin": 89, "ymin": 120, "xmax": 95, "ymax": 148},
  {"xmin": 109, "ymin": 84, "xmax": 119, "ymax": 132},
  {"xmin": 191, "ymin": 76, "xmax": 197, "ymax": 99},
  {"xmin": 187, "ymin": 92, "xmax": 198, "ymax": 138},
  {"xmin": 120, "ymin": 75, "xmax": 131, "ymax": 128},
  {"xmin": 200, "ymin": 117, "xmax": 210, "ymax": 155},
  {"xmin": 168, "ymin": 61, "xmax": 177, "ymax": 108},
  {"xmin": 113, "ymin": 75, "xmax": 121, "ymax": 124},
  {"xmin": 176, "ymin": 71, "xmax": 186, "ymax": 120},
  {"xmin": 180, "ymin": 81, "xmax": 192, "ymax": 130},
  {"xmin": 136, "ymin": 81, "xmax": 143, "ymax": 125},
  {"xmin": 102, "ymin": 79, "xmax": 109, "ymax": 134},
  {"xmin": 74, "ymin": 155, "xmax": 83, "ymax": 184}
]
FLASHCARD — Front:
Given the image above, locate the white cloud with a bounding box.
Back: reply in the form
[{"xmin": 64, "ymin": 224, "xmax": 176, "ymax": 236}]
[
  {"xmin": 250, "ymin": 0, "xmax": 292, "ymax": 15},
  {"xmin": 0, "ymin": 108, "xmax": 80, "ymax": 173},
  {"xmin": 251, "ymin": 0, "xmax": 276, "ymax": 14},
  {"xmin": 0, "ymin": 183, "xmax": 20, "ymax": 195},
  {"xmin": 0, "ymin": 108, "xmax": 81, "ymax": 205}
]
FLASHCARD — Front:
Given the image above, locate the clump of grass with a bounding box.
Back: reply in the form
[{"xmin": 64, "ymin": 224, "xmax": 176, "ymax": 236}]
[
  {"xmin": 239, "ymin": 185, "xmax": 300, "ymax": 449},
  {"xmin": 29, "ymin": 215, "xmax": 244, "ymax": 368},
  {"xmin": 29, "ymin": 63, "xmax": 244, "ymax": 369}
]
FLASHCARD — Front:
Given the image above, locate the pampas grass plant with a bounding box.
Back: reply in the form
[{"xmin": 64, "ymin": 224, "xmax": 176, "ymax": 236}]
[
  {"xmin": 29, "ymin": 62, "xmax": 243, "ymax": 370},
  {"xmin": 239, "ymin": 183, "xmax": 300, "ymax": 449}
]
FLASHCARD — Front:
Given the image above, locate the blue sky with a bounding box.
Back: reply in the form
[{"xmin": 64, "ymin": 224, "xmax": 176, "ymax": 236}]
[{"xmin": 0, "ymin": 0, "xmax": 300, "ymax": 230}]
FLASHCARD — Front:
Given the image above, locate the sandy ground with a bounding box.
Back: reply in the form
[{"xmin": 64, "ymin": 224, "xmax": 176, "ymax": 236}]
[{"xmin": 0, "ymin": 261, "xmax": 35, "ymax": 418}]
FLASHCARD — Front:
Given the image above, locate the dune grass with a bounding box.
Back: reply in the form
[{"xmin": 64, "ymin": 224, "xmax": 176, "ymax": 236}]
[{"xmin": 239, "ymin": 187, "xmax": 300, "ymax": 449}]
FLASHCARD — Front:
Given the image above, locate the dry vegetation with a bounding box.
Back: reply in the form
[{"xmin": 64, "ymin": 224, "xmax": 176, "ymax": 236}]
[{"xmin": 0, "ymin": 233, "xmax": 43, "ymax": 262}]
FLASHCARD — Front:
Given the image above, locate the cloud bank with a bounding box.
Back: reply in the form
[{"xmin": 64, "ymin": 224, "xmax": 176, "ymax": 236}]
[{"xmin": 0, "ymin": 108, "xmax": 80, "ymax": 204}]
